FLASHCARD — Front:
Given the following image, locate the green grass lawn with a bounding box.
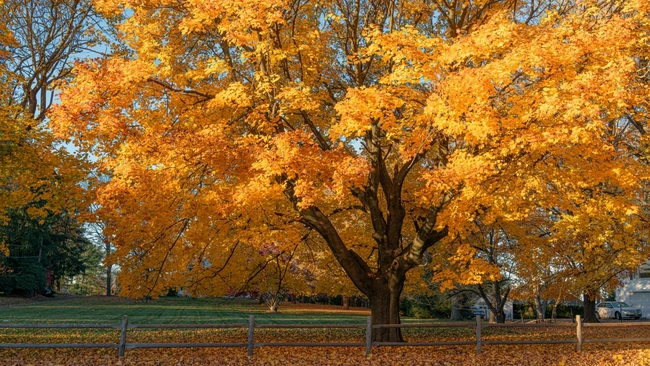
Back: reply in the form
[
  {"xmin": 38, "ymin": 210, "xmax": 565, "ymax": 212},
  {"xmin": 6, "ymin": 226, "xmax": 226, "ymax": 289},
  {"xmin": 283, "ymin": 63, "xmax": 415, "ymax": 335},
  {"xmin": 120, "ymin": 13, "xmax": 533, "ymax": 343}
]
[
  {"xmin": 1, "ymin": 296, "xmax": 648, "ymax": 366},
  {"xmin": 1, "ymin": 296, "xmax": 602, "ymax": 354},
  {"xmin": 0, "ymin": 296, "xmax": 462, "ymax": 326},
  {"xmin": 0, "ymin": 296, "xmax": 480, "ymax": 346},
  {"xmin": 0, "ymin": 296, "xmax": 375, "ymax": 325}
]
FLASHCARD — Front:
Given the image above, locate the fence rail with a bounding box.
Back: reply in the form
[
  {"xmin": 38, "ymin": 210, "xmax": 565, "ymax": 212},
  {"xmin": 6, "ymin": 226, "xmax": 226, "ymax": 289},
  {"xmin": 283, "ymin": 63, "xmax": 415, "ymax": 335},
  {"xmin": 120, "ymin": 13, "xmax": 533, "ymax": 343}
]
[
  {"xmin": 132, "ymin": 323, "xmax": 248, "ymax": 329},
  {"xmin": 1, "ymin": 324, "xmax": 118, "ymax": 329},
  {"xmin": 2, "ymin": 314, "xmax": 650, "ymax": 356}
]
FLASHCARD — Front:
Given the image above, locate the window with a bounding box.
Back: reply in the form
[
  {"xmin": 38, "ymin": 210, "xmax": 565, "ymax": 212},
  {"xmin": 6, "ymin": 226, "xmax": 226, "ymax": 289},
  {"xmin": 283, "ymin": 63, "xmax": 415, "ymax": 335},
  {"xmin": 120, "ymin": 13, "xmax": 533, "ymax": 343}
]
[{"xmin": 639, "ymin": 261, "xmax": 650, "ymax": 277}]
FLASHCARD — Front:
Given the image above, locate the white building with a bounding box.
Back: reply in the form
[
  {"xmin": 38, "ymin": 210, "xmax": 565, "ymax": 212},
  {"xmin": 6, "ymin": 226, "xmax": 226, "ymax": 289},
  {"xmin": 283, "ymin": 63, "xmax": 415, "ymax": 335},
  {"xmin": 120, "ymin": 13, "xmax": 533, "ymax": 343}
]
[
  {"xmin": 474, "ymin": 297, "xmax": 514, "ymax": 320},
  {"xmin": 616, "ymin": 261, "xmax": 650, "ymax": 318}
]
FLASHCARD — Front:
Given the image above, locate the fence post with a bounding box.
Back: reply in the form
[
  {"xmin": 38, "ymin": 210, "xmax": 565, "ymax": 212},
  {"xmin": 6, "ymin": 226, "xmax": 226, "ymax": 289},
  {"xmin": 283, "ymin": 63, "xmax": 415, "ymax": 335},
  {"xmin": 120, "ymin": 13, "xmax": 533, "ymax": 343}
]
[
  {"xmin": 365, "ymin": 316, "xmax": 372, "ymax": 355},
  {"xmin": 248, "ymin": 315, "xmax": 255, "ymax": 356},
  {"xmin": 475, "ymin": 314, "xmax": 482, "ymax": 354},
  {"xmin": 118, "ymin": 315, "xmax": 128, "ymax": 357},
  {"xmin": 576, "ymin": 315, "xmax": 582, "ymax": 352}
]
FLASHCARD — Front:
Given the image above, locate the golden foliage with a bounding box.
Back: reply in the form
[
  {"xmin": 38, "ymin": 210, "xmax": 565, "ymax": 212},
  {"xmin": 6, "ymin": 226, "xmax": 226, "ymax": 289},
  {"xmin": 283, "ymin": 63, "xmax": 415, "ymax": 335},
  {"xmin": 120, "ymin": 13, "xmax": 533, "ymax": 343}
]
[{"xmin": 49, "ymin": 0, "xmax": 650, "ymax": 302}]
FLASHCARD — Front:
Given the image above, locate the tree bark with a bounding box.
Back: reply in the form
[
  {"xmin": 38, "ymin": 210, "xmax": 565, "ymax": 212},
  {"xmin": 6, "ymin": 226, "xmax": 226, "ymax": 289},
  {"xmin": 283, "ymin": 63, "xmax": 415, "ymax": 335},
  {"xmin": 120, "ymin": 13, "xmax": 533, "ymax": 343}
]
[
  {"xmin": 105, "ymin": 240, "xmax": 112, "ymax": 296},
  {"xmin": 450, "ymin": 295, "xmax": 461, "ymax": 321},
  {"xmin": 263, "ymin": 291, "xmax": 282, "ymax": 312},
  {"xmin": 583, "ymin": 293, "xmax": 599, "ymax": 323},
  {"xmin": 106, "ymin": 264, "xmax": 112, "ymax": 296},
  {"xmin": 489, "ymin": 297, "xmax": 496, "ymax": 323},
  {"xmin": 369, "ymin": 281, "xmax": 404, "ymax": 342},
  {"xmin": 478, "ymin": 283, "xmax": 508, "ymax": 323},
  {"xmin": 283, "ymin": 145, "xmax": 449, "ymax": 342},
  {"xmin": 551, "ymin": 296, "xmax": 561, "ymax": 321},
  {"xmin": 342, "ymin": 295, "xmax": 350, "ymax": 310},
  {"xmin": 534, "ymin": 295, "xmax": 547, "ymax": 320}
]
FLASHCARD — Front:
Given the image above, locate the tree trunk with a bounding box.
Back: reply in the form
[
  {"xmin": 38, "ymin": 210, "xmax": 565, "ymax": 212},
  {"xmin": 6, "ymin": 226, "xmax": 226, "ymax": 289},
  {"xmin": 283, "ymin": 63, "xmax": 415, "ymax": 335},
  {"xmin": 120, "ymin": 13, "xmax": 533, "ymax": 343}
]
[
  {"xmin": 496, "ymin": 310, "xmax": 505, "ymax": 323},
  {"xmin": 583, "ymin": 293, "xmax": 599, "ymax": 323},
  {"xmin": 478, "ymin": 283, "xmax": 508, "ymax": 324},
  {"xmin": 290, "ymin": 186, "xmax": 447, "ymax": 343},
  {"xmin": 263, "ymin": 291, "xmax": 282, "ymax": 312},
  {"xmin": 534, "ymin": 295, "xmax": 546, "ymax": 320},
  {"xmin": 270, "ymin": 302, "xmax": 279, "ymax": 312},
  {"xmin": 106, "ymin": 264, "xmax": 112, "ymax": 296},
  {"xmin": 489, "ymin": 299, "xmax": 496, "ymax": 323},
  {"xmin": 369, "ymin": 283, "xmax": 403, "ymax": 342},
  {"xmin": 551, "ymin": 298, "xmax": 560, "ymax": 321},
  {"xmin": 105, "ymin": 241, "xmax": 112, "ymax": 296},
  {"xmin": 342, "ymin": 295, "xmax": 350, "ymax": 310},
  {"xmin": 450, "ymin": 295, "xmax": 461, "ymax": 321}
]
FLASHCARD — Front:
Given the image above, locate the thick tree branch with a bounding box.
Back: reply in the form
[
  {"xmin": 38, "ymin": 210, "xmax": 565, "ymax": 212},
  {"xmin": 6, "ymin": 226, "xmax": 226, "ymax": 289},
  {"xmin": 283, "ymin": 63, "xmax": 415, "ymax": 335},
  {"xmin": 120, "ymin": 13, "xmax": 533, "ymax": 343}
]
[
  {"xmin": 300, "ymin": 110, "xmax": 331, "ymax": 151},
  {"xmin": 284, "ymin": 179, "xmax": 373, "ymax": 294}
]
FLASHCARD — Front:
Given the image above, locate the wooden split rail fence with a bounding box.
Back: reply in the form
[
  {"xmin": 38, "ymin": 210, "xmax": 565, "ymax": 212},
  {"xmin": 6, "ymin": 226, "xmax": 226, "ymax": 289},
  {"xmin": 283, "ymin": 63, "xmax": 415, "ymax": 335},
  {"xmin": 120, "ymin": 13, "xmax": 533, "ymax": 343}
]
[{"xmin": 1, "ymin": 315, "xmax": 649, "ymax": 356}]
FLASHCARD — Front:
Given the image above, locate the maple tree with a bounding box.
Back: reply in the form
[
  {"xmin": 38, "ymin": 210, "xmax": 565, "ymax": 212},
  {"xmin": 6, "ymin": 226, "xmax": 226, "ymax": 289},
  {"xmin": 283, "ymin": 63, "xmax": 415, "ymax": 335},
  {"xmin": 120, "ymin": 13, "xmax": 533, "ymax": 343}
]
[
  {"xmin": 225, "ymin": 232, "xmax": 320, "ymax": 312},
  {"xmin": 437, "ymin": 199, "xmax": 650, "ymax": 323},
  {"xmin": 0, "ymin": 0, "xmax": 111, "ymax": 296},
  {"xmin": 52, "ymin": 0, "xmax": 650, "ymax": 341},
  {"xmin": 0, "ymin": 0, "xmax": 105, "ymax": 223},
  {"xmin": 439, "ymin": 223, "xmax": 515, "ymax": 323},
  {"xmin": 85, "ymin": 209, "xmax": 117, "ymax": 296},
  {"xmin": 535, "ymin": 204, "xmax": 649, "ymax": 323}
]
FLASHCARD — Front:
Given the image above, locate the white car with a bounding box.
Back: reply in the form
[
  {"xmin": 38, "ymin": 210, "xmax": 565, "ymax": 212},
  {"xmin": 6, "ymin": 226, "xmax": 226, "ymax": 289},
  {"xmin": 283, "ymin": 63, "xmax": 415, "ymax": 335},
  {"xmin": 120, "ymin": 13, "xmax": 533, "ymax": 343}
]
[
  {"xmin": 472, "ymin": 306, "xmax": 487, "ymax": 318},
  {"xmin": 596, "ymin": 301, "xmax": 642, "ymax": 320}
]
